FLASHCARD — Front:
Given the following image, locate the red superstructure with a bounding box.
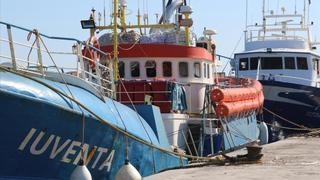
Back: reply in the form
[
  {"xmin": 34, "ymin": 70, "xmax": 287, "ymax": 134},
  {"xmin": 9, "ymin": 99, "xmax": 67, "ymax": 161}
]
[{"xmin": 100, "ymin": 44, "xmax": 214, "ymax": 61}]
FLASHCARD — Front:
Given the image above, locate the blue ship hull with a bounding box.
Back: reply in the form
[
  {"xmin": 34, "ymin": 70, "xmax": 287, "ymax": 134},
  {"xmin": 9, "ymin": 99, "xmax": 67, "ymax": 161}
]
[
  {"xmin": 0, "ymin": 71, "xmax": 186, "ymax": 179},
  {"xmin": 261, "ymin": 80, "xmax": 320, "ymax": 140}
]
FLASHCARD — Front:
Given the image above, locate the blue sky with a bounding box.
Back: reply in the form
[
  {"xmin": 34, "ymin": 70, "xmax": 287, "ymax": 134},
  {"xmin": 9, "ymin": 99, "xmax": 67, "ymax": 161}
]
[{"xmin": 0, "ymin": 0, "xmax": 319, "ymax": 62}]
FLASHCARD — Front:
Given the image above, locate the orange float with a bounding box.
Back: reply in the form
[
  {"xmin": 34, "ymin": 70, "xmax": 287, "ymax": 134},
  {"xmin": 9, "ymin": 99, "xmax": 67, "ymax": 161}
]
[
  {"xmin": 212, "ymin": 78, "xmax": 264, "ymax": 117},
  {"xmin": 211, "ymin": 79, "xmax": 262, "ymax": 103}
]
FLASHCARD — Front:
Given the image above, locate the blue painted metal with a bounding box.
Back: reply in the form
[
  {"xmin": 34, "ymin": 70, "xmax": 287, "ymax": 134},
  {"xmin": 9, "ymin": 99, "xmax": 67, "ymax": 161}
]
[
  {"xmin": 222, "ymin": 113, "xmax": 258, "ymax": 151},
  {"xmin": 128, "ymin": 105, "xmax": 171, "ymax": 149},
  {"xmin": 0, "ymin": 71, "xmax": 187, "ymax": 179},
  {"xmin": 202, "ymin": 113, "xmax": 258, "ymax": 156}
]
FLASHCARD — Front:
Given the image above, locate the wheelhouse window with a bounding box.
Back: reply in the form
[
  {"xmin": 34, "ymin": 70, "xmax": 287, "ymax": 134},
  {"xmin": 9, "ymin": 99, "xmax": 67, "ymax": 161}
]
[
  {"xmin": 250, "ymin": 57, "xmax": 259, "ymax": 70},
  {"xmin": 119, "ymin": 61, "xmax": 125, "ymax": 78},
  {"xmin": 179, "ymin": 62, "xmax": 189, "ymax": 77},
  {"xmin": 207, "ymin": 64, "xmax": 210, "ymax": 78},
  {"xmin": 203, "ymin": 63, "xmax": 207, "ymax": 78},
  {"xmin": 163, "ymin": 61, "xmax": 172, "ymax": 77},
  {"xmin": 313, "ymin": 58, "xmax": 319, "ymax": 75},
  {"xmin": 239, "ymin": 58, "xmax": 249, "ymax": 71},
  {"xmin": 297, "ymin": 57, "xmax": 308, "ymax": 70},
  {"xmin": 130, "ymin": 61, "xmax": 140, "ymax": 77},
  {"xmin": 284, "ymin": 57, "xmax": 295, "ymax": 69},
  {"xmin": 145, "ymin": 60, "xmax": 156, "ymax": 77},
  {"xmin": 261, "ymin": 57, "xmax": 283, "ymax": 70},
  {"xmin": 194, "ymin": 62, "xmax": 201, "ymax": 78}
]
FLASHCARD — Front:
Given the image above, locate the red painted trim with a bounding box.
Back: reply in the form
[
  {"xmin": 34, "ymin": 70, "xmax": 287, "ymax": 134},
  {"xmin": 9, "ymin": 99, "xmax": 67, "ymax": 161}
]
[{"xmin": 100, "ymin": 44, "xmax": 214, "ymax": 61}]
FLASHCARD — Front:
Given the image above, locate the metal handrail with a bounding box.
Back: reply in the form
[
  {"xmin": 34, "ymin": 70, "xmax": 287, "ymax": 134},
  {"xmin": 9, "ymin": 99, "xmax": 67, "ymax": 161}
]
[
  {"xmin": 117, "ymin": 91, "xmax": 172, "ymax": 94},
  {"xmin": 0, "ymin": 21, "xmax": 114, "ymax": 97},
  {"xmin": 0, "ymin": 21, "xmax": 108, "ymax": 57},
  {"xmin": 246, "ymin": 35, "xmax": 306, "ymax": 43}
]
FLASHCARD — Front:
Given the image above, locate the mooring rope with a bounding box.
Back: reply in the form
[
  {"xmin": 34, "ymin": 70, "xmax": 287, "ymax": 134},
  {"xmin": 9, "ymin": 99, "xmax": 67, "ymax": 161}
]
[
  {"xmin": 0, "ymin": 66, "xmax": 214, "ymax": 161},
  {"xmin": 263, "ymin": 107, "xmax": 320, "ymax": 132}
]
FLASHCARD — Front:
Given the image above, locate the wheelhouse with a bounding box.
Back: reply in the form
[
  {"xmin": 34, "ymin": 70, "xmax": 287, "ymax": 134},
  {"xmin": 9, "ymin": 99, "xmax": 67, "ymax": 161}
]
[{"xmin": 234, "ymin": 51, "xmax": 320, "ymax": 87}]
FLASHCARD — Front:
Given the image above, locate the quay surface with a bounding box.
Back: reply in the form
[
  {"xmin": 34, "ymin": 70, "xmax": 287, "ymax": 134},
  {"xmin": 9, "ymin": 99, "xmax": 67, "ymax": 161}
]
[{"xmin": 146, "ymin": 137, "xmax": 320, "ymax": 180}]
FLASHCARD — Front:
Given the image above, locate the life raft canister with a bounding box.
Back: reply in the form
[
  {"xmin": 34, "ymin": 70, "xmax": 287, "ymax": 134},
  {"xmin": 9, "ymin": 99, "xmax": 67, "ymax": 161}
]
[{"xmin": 82, "ymin": 36, "xmax": 101, "ymax": 69}]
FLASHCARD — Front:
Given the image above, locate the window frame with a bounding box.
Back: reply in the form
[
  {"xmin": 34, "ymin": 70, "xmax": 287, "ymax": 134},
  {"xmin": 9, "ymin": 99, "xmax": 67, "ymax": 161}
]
[
  {"xmin": 297, "ymin": 57, "xmax": 308, "ymax": 70},
  {"xmin": 207, "ymin": 63, "xmax": 210, "ymax": 78},
  {"xmin": 130, "ymin": 61, "xmax": 140, "ymax": 77},
  {"xmin": 284, "ymin": 57, "xmax": 296, "ymax": 70},
  {"xmin": 194, "ymin": 62, "xmax": 201, "ymax": 78},
  {"xmin": 118, "ymin": 61, "xmax": 125, "ymax": 78},
  {"xmin": 239, "ymin": 58, "xmax": 249, "ymax": 71},
  {"xmin": 250, "ymin": 57, "xmax": 259, "ymax": 70},
  {"xmin": 261, "ymin": 57, "xmax": 283, "ymax": 70},
  {"xmin": 145, "ymin": 60, "xmax": 157, "ymax": 78},
  {"xmin": 162, "ymin": 61, "xmax": 172, "ymax": 77},
  {"xmin": 179, "ymin": 62, "xmax": 189, "ymax": 77}
]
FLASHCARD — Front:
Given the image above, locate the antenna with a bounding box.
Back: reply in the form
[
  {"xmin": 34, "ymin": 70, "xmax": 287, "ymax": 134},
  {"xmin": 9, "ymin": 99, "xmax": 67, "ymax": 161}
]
[
  {"xmin": 245, "ymin": 0, "xmax": 248, "ymax": 30},
  {"xmin": 303, "ymin": 0, "xmax": 306, "ymax": 27},
  {"xmin": 262, "ymin": 0, "xmax": 266, "ymax": 37},
  {"xmin": 104, "ymin": 0, "xmax": 106, "ymax": 26}
]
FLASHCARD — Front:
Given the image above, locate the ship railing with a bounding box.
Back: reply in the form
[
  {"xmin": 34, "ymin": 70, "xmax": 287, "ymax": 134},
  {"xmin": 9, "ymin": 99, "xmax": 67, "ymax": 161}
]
[
  {"xmin": 117, "ymin": 90, "xmax": 172, "ymax": 104},
  {"xmin": 245, "ymin": 28, "xmax": 308, "ymax": 43},
  {"xmin": 0, "ymin": 21, "xmax": 114, "ymax": 97},
  {"xmin": 258, "ymin": 73, "xmax": 320, "ymax": 87}
]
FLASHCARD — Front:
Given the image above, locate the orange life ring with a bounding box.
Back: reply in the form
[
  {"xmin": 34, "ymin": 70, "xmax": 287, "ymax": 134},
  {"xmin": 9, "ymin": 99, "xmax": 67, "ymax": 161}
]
[{"xmin": 82, "ymin": 36, "xmax": 100, "ymax": 69}]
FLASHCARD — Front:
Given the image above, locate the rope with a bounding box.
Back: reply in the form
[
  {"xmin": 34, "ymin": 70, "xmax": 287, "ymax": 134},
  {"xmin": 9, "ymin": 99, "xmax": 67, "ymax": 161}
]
[
  {"xmin": 0, "ymin": 66, "xmax": 214, "ymax": 161},
  {"xmin": 258, "ymin": 120, "xmax": 313, "ymax": 131},
  {"xmin": 117, "ymin": 76, "xmax": 154, "ymax": 144},
  {"xmin": 263, "ymin": 107, "xmax": 313, "ymax": 131},
  {"xmin": 35, "ymin": 30, "xmax": 93, "ymax": 163},
  {"xmin": 118, "ymin": 38, "xmax": 140, "ymax": 51}
]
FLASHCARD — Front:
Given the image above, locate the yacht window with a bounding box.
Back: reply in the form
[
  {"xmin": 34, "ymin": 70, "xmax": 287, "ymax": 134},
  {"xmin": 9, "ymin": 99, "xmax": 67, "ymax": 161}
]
[
  {"xmin": 204, "ymin": 63, "xmax": 207, "ymax": 78},
  {"xmin": 239, "ymin": 58, "xmax": 249, "ymax": 71},
  {"xmin": 313, "ymin": 58, "xmax": 319, "ymax": 75},
  {"xmin": 284, "ymin": 57, "xmax": 295, "ymax": 69},
  {"xmin": 194, "ymin": 62, "xmax": 201, "ymax": 78},
  {"xmin": 119, "ymin": 61, "xmax": 125, "ymax": 78},
  {"xmin": 130, "ymin": 61, "xmax": 140, "ymax": 77},
  {"xmin": 261, "ymin": 57, "xmax": 283, "ymax": 69},
  {"xmin": 163, "ymin": 61, "xmax": 172, "ymax": 77},
  {"xmin": 250, "ymin": 57, "xmax": 259, "ymax": 70},
  {"xmin": 179, "ymin": 62, "xmax": 189, "ymax": 77},
  {"xmin": 207, "ymin": 64, "xmax": 210, "ymax": 78},
  {"xmin": 145, "ymin": 60, "xmax": 156, "ymax": 77},
  {"xmin": 297, "ymin": 57, "xmax": 308, "ymax": 70}
]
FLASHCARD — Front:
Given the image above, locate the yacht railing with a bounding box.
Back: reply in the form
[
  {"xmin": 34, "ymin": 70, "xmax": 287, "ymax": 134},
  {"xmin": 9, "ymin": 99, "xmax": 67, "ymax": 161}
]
[
  {"xmin": 245, "ymin": 28, "xmax": 308, "ymax": 43},
  {"xmin": 0, "ymin": 21, "xmax": 114, "ymax": 97}
]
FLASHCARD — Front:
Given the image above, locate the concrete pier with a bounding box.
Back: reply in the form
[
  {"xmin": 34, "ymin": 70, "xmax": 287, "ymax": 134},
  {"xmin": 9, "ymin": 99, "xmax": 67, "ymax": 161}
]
[{"xmin": 146, "ymin": 137, "xmax": 320, "ymax": 180}]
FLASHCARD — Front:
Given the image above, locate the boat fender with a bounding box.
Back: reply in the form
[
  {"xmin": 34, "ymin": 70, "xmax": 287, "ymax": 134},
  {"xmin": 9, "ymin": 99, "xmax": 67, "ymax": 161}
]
[
  {"xmin": 82, "ymin": 36, "xmax": 101, "ymax": 69},
  {"xmin": 258, "ymin": 122, "xmax": 269, "ymax": 145},
  {"xmin": 115, "ymin": 160, "xmax": 142, "ymax": 180},
  {"xmin": 70, "ymin": 160, "xmax": 92, "ymax": 180}
]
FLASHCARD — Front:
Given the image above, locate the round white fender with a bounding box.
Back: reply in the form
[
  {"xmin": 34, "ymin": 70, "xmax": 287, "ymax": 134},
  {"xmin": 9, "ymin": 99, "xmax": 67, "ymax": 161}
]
[
  {"xmin": 115, "ymin": 161, "xmax": 142, "ymax": 180},
  {"xmin": 70, "ymin": 165, "xmax": 92, "ymax": 180},
  {"xmin": 259, "ymin": 121, "xmax": 269, "ymax": 145}
]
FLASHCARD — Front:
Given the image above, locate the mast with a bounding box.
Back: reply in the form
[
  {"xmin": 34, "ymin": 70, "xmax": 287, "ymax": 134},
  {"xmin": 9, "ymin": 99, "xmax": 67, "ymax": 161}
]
[
  {"xmin": 113, "ymin": 0, "xmax": 119, "ymax": 97},
  {"xmin": 162, "ymin": 0, "xmax": 166, "ymax": 24}
]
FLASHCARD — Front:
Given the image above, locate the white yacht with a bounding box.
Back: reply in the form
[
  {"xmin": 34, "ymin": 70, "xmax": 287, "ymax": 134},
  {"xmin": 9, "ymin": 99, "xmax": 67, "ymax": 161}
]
[{"xmin": 234, "ymin": 0, "xmax": 320, "ymax": 141}]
